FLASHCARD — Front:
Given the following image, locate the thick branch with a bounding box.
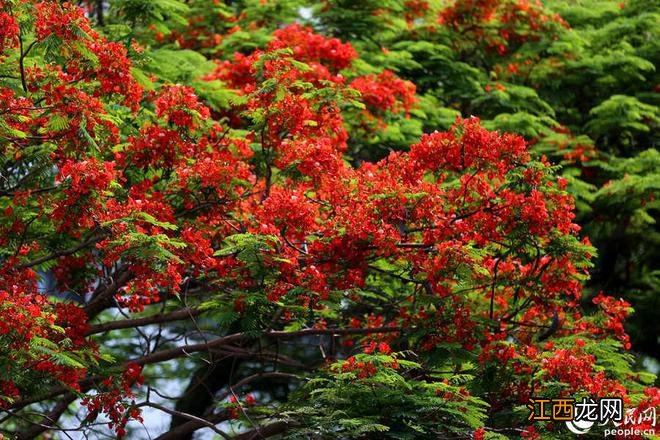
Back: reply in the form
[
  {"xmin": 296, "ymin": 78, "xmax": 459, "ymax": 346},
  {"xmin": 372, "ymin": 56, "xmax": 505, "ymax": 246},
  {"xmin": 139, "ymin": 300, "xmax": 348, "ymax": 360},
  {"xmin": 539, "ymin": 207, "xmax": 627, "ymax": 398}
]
[
  {"xmin": 154, "ymin": 411, "xmax": 230, "ymax": 440},
  {"xmin": 166, "ymin": 372, "xmax": 298, "ymax": 440},
  {"xmin": 15, "ymin": 394, "xmax": 76, "ymax": 440},
  {"xmin": 17, "ymin": 232, "xmax": 107, "ymax": 269},
  {"xmin": 266, "ymin": 326, "xmax": 403, "ymax": 339},
  {"xmin": 132, "ymin": 326, "xmax": 402, "ymax": 367},
  {"xmin": 8, "ymin": 326, "xmax": 402, "ymax": 410},
  {"xmin": 140, "ymin": 402, "xmax": 230, "ymax": 440},
  {"xmin": 86, "ymin": 308, "xmax": 202, "ymax": 335},
  {"xmin": 83, "ymin": 268, "xmax": 132, "ymax": 318}
]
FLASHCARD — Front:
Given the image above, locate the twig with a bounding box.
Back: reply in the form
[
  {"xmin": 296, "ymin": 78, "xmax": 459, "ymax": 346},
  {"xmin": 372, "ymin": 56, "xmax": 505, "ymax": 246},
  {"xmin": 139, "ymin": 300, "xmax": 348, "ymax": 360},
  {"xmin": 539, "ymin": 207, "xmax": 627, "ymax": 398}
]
[{"xmin": 138, "ymin": 402, "xmax": 230, "ymax": 440}]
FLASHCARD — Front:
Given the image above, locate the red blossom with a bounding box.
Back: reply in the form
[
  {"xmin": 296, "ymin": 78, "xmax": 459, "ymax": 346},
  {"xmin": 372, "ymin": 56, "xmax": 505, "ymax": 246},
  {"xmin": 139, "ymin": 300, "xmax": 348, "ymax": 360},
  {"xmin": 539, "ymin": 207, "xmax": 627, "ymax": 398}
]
[{"xmin": 350, "ymin": 70, "xmax": 417, "ymax": 115}]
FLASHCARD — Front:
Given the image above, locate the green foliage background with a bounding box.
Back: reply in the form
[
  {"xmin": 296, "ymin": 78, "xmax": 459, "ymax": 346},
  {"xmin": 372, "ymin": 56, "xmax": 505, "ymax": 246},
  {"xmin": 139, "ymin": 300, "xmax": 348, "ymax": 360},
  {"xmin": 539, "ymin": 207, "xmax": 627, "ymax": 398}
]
[{"xmin": 2, "ymin": 0, "xmax": 656, "ymax": 438}]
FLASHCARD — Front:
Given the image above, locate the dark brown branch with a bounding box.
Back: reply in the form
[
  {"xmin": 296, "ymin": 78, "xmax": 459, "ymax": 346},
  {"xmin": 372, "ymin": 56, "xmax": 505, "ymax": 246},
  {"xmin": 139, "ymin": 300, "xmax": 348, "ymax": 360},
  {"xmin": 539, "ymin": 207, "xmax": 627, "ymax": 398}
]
[
  {"xmin": 367, "ymin": 265, "xmax": 424, "ymax": 285},
  {"xmin": 18, "ymin": 33, "xmax": 28, "ymax": 93},
  {"xmin": 132, "ymin": 326, "xmax": 402, "ymax": 367},
  {"xmin": 139, "ymin": 402, "xmax": 230, "ymax": 440},
  {"xmin": 131, "ymin": 333, "xmax": 247, "ymax": 367},
  {"xmin": 86, "ymin": 307, "xmax": 202, "ymax": 335},
  {"xmin": 214, "ymin": 346, "xmax": 309, "ymax": 370},
  {"xmin": 154, "ymin": 411, "xmax": 230, "ymax": 440},
  {"xmin": 266, "ymin": 325, "xmax": 403, "ymax": 339},
  {"xmin": 0, "ymin": 185, "xmax": 60, "ymax": 197},
  {"xmin": 15, "ymin": 394, "xmax": 76, "ymax": 440},
  {"xmin": 84, "ymin": 268, "xmax": 132, "ymax": 318},
  {"xmin": 95, "ymin": 0, "xmax": 104, "ymax": 25},
  {"xmin": 18, "ymin": 233, "xmax": 107, "ymax": 269},
  {"xmin": 8, "ymin": 326, "xmax": 402, "ymax": 411},
  {"xmin": 395, "ymin": 243, "xmax": 436, "ymax": 250},
  {"xmin": 489, "ymin": 255, "xmax": 503, "ymax": 324}
]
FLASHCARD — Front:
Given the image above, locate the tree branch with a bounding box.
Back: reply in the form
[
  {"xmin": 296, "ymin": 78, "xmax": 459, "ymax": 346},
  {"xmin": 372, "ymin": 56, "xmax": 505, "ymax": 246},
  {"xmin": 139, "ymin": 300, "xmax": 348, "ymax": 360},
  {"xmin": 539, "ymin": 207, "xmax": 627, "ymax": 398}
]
[
  {"xmin": 86, "ymin": 307, "xmax": 202, "ymax": 335},
  {"xmin": 139, "ymin": 402, "xmax": 230, "ymax": 440},
  {"xmin": 17, "ymin": 232, "xmax": 107, "ymax": 269},
  {"xmin": 154, "ymin": 411, "xmax": 230, "ymax": 440},
  {"xmin": 131, "ymin": 326, "xmax": 402, "ymax": 367},
  {"xmin": 15, "ymin": 394, "xmax": 76, "ymax": 440},
  {"xmin": 8, "ymin": 326, "xmax": 403, "ymax": 411},
  {"xmin": 84, "ymin": 267, "xmax": 132, "ymax": 318}
]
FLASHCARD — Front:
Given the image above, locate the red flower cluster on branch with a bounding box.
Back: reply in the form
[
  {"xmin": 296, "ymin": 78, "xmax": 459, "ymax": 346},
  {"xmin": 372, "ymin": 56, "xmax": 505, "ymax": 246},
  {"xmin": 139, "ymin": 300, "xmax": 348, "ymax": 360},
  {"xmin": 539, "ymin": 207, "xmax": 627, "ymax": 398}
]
[{"xmin": 439, "ymin": 0, "xmax": 567, "ymax": 55}]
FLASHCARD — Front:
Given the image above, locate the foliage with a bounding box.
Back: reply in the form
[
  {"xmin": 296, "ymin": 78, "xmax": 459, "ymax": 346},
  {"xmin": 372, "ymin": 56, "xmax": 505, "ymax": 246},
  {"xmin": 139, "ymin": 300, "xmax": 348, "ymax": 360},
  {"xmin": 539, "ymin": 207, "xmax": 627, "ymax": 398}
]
[{"xmin": 0, "ymin": 0, "xmax": 657, "ymax": 439}]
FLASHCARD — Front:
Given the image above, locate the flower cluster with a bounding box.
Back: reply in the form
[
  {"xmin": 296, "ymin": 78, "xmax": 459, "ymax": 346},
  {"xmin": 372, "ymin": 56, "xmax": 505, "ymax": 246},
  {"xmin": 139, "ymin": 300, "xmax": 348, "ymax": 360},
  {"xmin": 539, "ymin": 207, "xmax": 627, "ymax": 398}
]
[
  {"xmin": 51, "ymin": 158, "xmax": 117, "ymax": 233},
  {"xmin": 0, "ymin": 11, "xmax": 18, "ymax": 56},
  {"xmin": 270, "ymin": 24, "xmax": 358, "ymax": 71},
  {"xmin": 0, "ymin": 260, "xmax": 94, "ymax": 405},
  {"xmin": 81, "ymin": 364, "xmax": 144, "ymax": 438},
  {"xmin": 349, "ymin": 70, "xmax": 417, "ymax": 116},
  {"xmin": 438, "ymin": 0, "xmax": 567, "ymax": 55}
]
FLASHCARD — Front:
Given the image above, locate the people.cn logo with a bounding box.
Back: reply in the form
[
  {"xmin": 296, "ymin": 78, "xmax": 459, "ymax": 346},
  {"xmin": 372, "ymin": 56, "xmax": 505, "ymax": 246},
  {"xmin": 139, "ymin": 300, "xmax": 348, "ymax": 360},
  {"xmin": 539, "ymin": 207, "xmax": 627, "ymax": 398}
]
[{"xmin": 527, "ymin": 397, "xmax": 657, "ymax": 437}]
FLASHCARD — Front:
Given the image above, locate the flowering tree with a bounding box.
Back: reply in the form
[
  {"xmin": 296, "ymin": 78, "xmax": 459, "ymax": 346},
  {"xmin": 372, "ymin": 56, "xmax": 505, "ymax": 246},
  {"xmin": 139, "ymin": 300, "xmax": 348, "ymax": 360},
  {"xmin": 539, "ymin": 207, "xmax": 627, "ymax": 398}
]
[
  {"xmin": 0, "ymin": 1, "xmax": 657, "ymax": 439},
  {"xmin": 309, "ymin": 0, "xmax": 660, "ymax": 357}
]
